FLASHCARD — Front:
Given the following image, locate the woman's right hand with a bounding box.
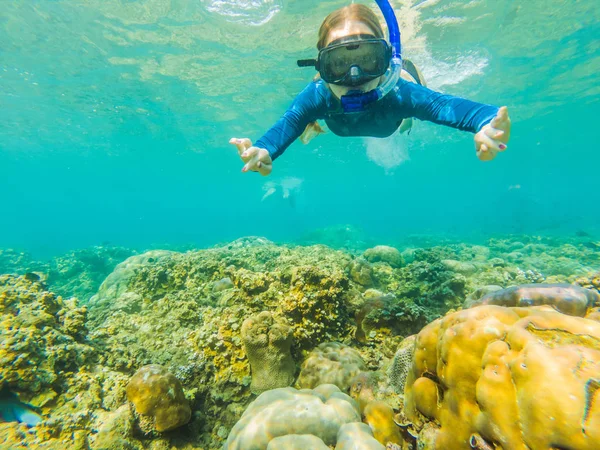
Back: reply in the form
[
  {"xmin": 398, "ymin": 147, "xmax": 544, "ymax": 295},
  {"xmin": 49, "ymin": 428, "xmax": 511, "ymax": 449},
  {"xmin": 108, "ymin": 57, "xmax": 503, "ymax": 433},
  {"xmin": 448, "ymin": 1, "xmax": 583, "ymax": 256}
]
[{"xmin": 229, "ymin": 138, "xmax": 272, "ymax": 176}]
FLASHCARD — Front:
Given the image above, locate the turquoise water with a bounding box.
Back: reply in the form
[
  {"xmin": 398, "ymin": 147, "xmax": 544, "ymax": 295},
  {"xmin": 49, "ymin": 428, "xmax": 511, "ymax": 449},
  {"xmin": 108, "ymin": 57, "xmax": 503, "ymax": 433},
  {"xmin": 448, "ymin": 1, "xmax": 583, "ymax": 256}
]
[{"xmin": 1, "ymin": 0, "xmax": 599, "ymax": 257}]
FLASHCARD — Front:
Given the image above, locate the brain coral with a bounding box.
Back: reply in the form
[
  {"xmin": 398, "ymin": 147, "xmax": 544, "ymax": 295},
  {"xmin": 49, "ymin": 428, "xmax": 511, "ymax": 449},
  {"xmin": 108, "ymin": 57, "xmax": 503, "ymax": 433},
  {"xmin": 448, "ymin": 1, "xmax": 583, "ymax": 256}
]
[
  {"xmin": 223, "ymin": 384, "xmax": 361, "ymax": 449},
  {"xmin": 362, "ymin": 246, "xmax": 403, "ymax": 268},
  {"xmin": 126, "ymin": 364, "xmax": 191, "ymax": 432},
  {"xmin": 296, "ymin": 342, "xmax": 366, "ymax": 391},
  {"xmin": 403, "ymin": 304, "xmax": 600, "ymax": 449},
  {"xmin": 241, "ymin": 311, "xmax": 295, "ymax": 394},
  {"xmin": 266, "ymin": 434, "xmax": 329, "ymax": 449}
]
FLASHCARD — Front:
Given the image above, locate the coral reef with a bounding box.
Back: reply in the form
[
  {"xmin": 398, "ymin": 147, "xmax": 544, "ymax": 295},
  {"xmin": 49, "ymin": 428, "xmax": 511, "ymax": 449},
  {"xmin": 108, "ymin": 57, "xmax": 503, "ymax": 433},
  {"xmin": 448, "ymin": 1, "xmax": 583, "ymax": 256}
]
[
  {"xmin": 471, "ymin": 283, "xmax": 599, "ymax": 316},
  {"xmin": 223, "ymin": 384, "xmax": 366, "ymax": 449},
  {"xmin": 47, "ymin": 246, "xmax": 136, "ymax": 302},
  {"xmin": 575, "ymin": 271, "xmax": 600, "ymax": 293},
  {"xmin": 83, "ymin": 241, "xmax": 358, "ymax": 447},
  {"xmin": 387, "ymin": 335, "xmax": 417, "ymax": 395},
  {"xmin": 354, "ymin": 293, "xmax": 425, "ymax": 343},
  {"xmin": 336, "ymin": 422, "xmax": 387, "ymax": 449},
  {"xmin": 363, "ymin": 246, "xmax": 404, "ymax": 268},
  {"xmin": 0, "ymin": 274, "xmax": 135, "ymax": 449},
  {"xmin": 0, "ymin": 246, "xmax": 137, "ymax": 305},
  {"xmin": 0, "ymin": 274, "xmax": 93, "ymax": 402},
  {"xmin": 369, "ymin": 252, "xmax": 468, "ymax": 330},
  {"xmin": 348, "ymin": 370, "xmax": 400, "ymax": 414},
  {"xmin": 349, "ymin": 257, "xmax": 374, "ymax": 286},
  {"xmin": 363, "ymin": 401, "xmax": 404, "ymax": 447},
  {"xmin": 296, "ymin": 342, "xmax": 366, "ymax": 391},
  {"xmin": 266, "ymin": 434, "xmax": 330, "ymax": 450},
  {"xmin": 0, "ymin": 249, "xmax": 47, "ymax": 275},
  {"xmin": 241, "ymin": 311, "xmax": 295, "ymax": 394},
  {"xmin": 404, "ymin": 305, "xmax": 600, "ymax": 449},
  {"xmin": 126, "ymin": 364, "xmax": 191, "ymax": 432},
  {"xmin": 2, "ymin": 233, "xmax": 599, "ymax": 449},
  {"xmin": 87, "ymin": 250, "xmax": 175, "ymax": 325}
]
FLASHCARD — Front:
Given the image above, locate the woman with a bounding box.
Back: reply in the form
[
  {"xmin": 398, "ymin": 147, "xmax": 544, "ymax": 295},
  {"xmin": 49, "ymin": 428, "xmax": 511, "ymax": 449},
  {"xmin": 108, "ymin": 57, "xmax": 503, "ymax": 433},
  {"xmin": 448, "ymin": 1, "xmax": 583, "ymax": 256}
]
[{"xmin": 230, "ymin": 4, "xmax": 511, "ymax": 176}]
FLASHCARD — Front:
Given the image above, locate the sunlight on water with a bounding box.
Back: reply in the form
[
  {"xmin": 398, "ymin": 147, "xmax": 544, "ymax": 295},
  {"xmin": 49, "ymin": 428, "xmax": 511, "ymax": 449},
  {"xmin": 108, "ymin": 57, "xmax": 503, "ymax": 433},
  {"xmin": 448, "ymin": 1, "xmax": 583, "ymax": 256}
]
[{"xmin": 203, "ymin": 0, "xmax": 283, "ymax": 25}]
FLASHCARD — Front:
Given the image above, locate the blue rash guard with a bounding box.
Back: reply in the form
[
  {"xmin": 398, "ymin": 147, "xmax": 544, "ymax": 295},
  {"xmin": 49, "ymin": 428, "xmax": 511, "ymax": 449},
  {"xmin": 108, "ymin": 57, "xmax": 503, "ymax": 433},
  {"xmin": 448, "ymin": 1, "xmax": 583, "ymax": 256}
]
[{"xmin": 255, "ymin": 78, "xmax": 499, "ymax": 161}]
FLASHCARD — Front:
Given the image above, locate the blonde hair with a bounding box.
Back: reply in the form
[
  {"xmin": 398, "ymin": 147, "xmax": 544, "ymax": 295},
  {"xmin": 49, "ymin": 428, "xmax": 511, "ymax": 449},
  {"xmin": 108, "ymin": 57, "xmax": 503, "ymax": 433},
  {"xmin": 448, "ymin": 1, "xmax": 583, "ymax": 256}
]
[{"xmin": 317, "ymin": 4, "xmax": 385, "ymax": 50}]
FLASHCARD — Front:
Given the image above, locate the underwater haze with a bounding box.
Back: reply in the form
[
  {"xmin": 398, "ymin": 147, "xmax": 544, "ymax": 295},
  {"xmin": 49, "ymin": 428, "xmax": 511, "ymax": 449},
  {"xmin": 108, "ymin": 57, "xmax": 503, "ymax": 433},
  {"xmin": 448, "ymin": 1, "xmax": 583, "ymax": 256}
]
[{"xmin": 1, "ymin": 0, "xmax": 599, "ymax": 255}]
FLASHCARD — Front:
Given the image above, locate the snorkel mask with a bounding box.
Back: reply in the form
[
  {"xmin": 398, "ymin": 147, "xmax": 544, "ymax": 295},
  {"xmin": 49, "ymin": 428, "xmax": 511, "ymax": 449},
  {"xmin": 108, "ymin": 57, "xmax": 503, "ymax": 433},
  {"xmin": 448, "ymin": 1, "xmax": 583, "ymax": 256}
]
[
  {"xmin": 299, "ymin": 34, "xmax": 392, "ymax": 87},
  {"xmin": 297, "ymin": 0, "xmax": 402, "ymax": 113}
]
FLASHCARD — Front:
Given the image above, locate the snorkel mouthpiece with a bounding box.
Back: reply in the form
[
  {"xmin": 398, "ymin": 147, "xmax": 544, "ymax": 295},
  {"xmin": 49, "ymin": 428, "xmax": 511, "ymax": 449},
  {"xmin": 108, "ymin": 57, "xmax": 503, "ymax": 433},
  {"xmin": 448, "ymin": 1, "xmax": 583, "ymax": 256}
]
[
  {"xmin": 340, "ymin": 0, "xmax": 402, "ymax": 113},
  {"xmin": 341, "ymin": 89, "xmax": 379, "ymax": 113}
]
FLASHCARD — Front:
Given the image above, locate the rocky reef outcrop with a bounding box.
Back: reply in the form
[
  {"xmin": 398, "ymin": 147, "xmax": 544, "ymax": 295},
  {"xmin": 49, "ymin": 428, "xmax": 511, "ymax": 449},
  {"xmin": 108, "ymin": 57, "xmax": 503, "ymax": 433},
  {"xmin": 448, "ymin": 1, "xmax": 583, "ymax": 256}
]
[{"xmin": 1, "ymin": 234, "xmax": 599, "ymax": 449}]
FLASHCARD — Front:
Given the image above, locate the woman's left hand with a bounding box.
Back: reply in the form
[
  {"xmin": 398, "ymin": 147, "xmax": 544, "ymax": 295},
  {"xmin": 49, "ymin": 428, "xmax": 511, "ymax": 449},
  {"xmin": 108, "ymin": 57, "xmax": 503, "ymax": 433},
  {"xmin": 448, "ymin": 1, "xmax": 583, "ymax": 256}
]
[{"xmin": 474, "ymin": 106, "xmax": 511, "ymax": 161}]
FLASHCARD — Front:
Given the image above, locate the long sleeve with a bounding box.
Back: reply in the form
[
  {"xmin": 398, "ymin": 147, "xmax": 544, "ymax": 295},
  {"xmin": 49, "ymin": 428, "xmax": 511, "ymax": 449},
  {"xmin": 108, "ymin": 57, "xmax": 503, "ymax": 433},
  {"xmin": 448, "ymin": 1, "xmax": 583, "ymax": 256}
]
[
  {"xmin": 396, "ymin": 80, "xmax": 498, "ymax": 133},
  {"xmin": 255, "ymin": 81, "xmax": 330, "ymax": 161}
]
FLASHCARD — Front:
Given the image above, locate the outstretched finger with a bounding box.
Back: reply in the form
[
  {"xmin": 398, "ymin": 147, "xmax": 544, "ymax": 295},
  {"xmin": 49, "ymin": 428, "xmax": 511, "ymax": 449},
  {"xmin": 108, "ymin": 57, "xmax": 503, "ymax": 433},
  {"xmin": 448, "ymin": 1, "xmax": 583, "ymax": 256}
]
[
  {"xmin": 229, "ymin": 137, "xmax": 252, "ymax": 156},
  {"xmin": 491, "ymin": 106, "xmax": 510, "ymax": 129}
]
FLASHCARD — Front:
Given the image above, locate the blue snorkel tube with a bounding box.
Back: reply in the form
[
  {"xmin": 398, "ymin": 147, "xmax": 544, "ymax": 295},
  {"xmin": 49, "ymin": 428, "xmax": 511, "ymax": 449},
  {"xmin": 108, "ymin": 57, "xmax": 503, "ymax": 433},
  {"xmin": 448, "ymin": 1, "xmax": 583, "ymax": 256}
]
[{"xmin": 341, "ymin": 0, "xmax": 402, "ymax": 113}]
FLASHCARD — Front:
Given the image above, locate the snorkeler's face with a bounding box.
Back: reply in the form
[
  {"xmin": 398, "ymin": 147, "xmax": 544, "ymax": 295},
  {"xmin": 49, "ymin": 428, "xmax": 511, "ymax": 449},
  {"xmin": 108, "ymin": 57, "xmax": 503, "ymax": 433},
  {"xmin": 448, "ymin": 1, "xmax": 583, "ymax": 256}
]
[{"xmin": 323, "ymin": 21, "xmax": 386, "ymax": 98}]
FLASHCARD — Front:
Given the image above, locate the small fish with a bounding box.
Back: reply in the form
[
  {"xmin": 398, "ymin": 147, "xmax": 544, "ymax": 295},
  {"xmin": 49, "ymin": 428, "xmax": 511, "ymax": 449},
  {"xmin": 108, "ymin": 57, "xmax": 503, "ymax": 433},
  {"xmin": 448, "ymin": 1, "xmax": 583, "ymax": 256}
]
[{"xmin": 0, "ymin": 389, "xmax": 43, "ymax": 427}]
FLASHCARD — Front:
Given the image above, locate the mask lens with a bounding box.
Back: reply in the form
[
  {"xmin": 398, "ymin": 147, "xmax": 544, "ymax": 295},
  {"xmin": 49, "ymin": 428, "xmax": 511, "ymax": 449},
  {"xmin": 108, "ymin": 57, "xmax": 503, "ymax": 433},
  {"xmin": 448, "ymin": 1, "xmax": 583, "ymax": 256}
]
[{"xmin": 319, "ymin": 39, "xmax": 389, "ymax": 84}]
